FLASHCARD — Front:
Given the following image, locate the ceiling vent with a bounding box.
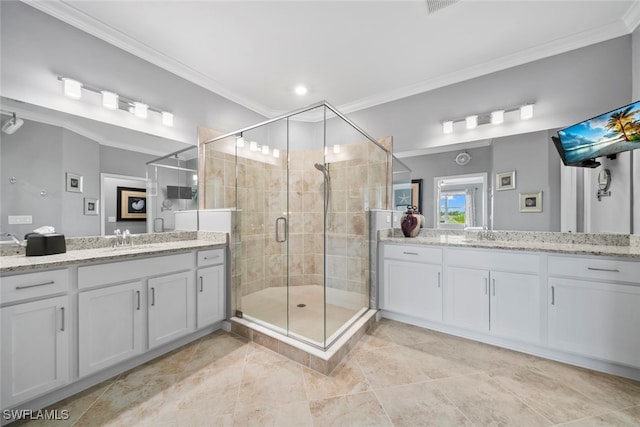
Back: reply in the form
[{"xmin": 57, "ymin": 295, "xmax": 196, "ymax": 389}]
[{"xmin": 425, "ymin": 0, "xmax": 460, "ymax": 14}]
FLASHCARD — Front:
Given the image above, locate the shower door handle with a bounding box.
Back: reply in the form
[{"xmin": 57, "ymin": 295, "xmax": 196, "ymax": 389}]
[{"xmin": 275, "ymin": 217, "xmax": 287, "ymax": 243}]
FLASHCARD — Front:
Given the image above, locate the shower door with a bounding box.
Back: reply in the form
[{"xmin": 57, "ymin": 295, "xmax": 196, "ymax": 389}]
[{"xmin": 238, "ymin": 115, "xmax": 328, "ymax": 348}]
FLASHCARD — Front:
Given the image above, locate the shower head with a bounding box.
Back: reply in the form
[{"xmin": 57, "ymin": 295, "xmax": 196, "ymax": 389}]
[{"xmin": 314, "ymin": 163, "xmax": 326, "ymax": 172}]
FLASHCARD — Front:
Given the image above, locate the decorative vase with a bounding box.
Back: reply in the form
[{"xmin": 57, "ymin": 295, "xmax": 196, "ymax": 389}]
[{"xmin": 401, "ymin": 207, "xmax": 421, "ymax": 238}]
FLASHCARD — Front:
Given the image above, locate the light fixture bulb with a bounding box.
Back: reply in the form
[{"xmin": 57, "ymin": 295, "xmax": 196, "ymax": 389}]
[
  {"xmin": 236, "ymin": 136, "xmax": 245, "ymax": 148},
  {"xmin": 62, "ymin": 78, "xmax": 83, "ymax": 99},
  {"xmin": 162, "ymin": 111, "xmax": 174, "ymax": 127},
  {"xmin": 294, "ymin": 85, "xmax": 308, "ymax": 96},
  {"xmin": 490, "ymin": 110, "xmax": 505, "ymax": 124},
  {"xmin": 101, "ymin": 91, "xmax": 119, "ymax": 110},
  {"xmin": 333, "ymin": 144, "xmax": 340, "ymax": 154},
  {"xmin": 192, "ymin": 174, "xmax": 198, "ymax": 182},
  {"xmin": 273, "ymin": 149, "xmax": 280, "ymax": 158},
  {"xmin": 443, "ymin": 121, "xmax": 454, "ymax": 134},
  {"xmin": 520, "ymin": 104, "xmax": 534, "ymax": 120},
  {"xmin": 133, "ymin": 102, "xmax": 148, "ymax": 119},
  {"xmin": 465, "ymin": 115, "xmax": 478, "ymax": 129},
  {"xmin": 250, "ymin": 141, "xmax": 258, "ymax": 152},
  {"xmin": 262, "ymin": 144, "xmax": 269, "ymax": 155}
]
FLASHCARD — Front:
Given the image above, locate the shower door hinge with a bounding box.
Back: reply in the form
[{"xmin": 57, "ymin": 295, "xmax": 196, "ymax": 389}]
[{"xmin": 235, "ymin": 310, "xmax": 243, "ymax": 319}]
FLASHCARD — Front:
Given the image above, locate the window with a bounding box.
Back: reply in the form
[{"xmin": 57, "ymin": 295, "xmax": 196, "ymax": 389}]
[{"xmin": 439, "ymin": 191, "xmax": 466, "ymax": 225}]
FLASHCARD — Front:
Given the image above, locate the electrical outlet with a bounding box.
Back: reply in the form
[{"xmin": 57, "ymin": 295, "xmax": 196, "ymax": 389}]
[
  {"xmin": 386, "ymin": 215, "xmax": 391, "ymax": 223},
  {"xmin": 108, "ymin": 216, "xmax": 116, "ymax": 223},
  {"xmin": 8, "ymin": 215, "xmax": 32, "ymax": 225}
]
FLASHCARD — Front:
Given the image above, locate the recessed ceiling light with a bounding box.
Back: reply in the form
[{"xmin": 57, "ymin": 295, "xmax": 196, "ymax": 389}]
[{"xmin": 294, "ymin": 85, "xmax": 308, "ymax": 96}]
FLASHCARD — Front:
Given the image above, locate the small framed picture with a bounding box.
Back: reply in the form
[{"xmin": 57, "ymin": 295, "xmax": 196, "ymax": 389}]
[
  {"xmin": 519, "ymin": 191, "xmax": 542, "ymax": 213},
  {"xmin": 496, "ymin": 171, "xmax": 516, "ymax": 191},
  {"xmin": 84, "ymin": 198, "xmax": 98, "ymax": 215},
  {"xmin": 66, "ymin": 172, "xmax": 83, "ymax": 193}
]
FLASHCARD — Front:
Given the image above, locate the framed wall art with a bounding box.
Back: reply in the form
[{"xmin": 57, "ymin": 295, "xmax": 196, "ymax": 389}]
[
  {"xmin": 496, "ymin": 171, "xmax": 516, "ymax": 191},
  {"xmin": 66, "ymin": 172, "xmax": 83, "ymax": 193},
  {"xmin": 519, "ymin": 191, "xmax": 542, "ymax": 213},
  {"xmin": 116, "ymin": 187, "xmax": 147, "ymax": 221}
]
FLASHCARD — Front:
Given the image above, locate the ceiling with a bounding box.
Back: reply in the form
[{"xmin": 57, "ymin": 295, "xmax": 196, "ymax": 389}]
[{"xmin": 24, "ymin": 1, "xmax": 640, "ymax": 118}]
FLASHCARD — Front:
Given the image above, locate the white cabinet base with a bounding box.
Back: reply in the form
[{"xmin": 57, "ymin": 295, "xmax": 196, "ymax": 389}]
[{"xmin": 1, "ymin": 296, "xmax": 69, "ymax": 408}]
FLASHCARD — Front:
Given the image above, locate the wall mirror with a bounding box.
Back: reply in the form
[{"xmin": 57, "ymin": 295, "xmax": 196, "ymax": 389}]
[{"xmin": 0, "ymin": 97, "xmax": 193, "ymax": 239}]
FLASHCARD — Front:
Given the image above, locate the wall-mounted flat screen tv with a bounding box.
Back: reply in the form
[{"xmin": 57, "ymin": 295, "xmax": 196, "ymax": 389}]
[
  {"xmin": 167, "ymin": 185, "xmax": 192, "ymax": 199},
  {"xmin": 555, "ymin": 100, "xmax": 640, "ymax": 166}
]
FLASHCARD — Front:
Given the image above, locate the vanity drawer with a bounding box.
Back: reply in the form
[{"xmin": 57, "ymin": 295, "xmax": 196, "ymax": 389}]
[
  {"xmin": 79, "ymin": 253, "xmax": 194, "ymax": 289},
  {"xmin": 1, "ymin": 269, "xmax": 69, "ymax": 304},
  {"xmin": 384, "ymin": 244, "xmax": 442, "ymax": 264},
  {"xmin": 445, "ymin": 248, "xmax": 540, "ymax": 274},
  {"xmin": 548, "ymin": 255, "xmax": 640, "ymax": 284},
  {"xmin": 198, "ymin": 248, "xmax": 225, "ymax": 267}
]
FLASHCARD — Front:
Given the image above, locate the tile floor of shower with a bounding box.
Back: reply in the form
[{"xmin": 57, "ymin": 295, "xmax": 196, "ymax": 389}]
[
  {"xmin": 16, "ymin": 318, "xmax": 640, "ymax": 426},
  {"xmin": 241, "ymin": 285, "xmax": 367, "ymax": 347}
]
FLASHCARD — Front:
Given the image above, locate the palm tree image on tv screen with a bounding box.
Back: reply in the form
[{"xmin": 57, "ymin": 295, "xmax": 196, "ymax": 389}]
[{"xmin": 558, "ymin": 100, "xmax": 640, "ymax": 164}]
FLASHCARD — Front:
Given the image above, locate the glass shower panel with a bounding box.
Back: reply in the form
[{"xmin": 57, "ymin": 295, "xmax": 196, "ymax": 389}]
[{"xmin": 235, "ymin": 118, "xmax": 290, "ymax": 336}]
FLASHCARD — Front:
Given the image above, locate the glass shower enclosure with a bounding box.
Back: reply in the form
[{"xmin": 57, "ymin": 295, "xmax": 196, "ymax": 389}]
[{"xmin": 201, "ymin": 101, "xmax": 390, "ymax": 349}]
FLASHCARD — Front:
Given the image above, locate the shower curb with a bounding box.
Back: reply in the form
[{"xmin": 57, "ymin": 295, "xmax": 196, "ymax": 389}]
[{"xmin": 229, "ymin": 309, "xmax": 377, "ymax": 375}]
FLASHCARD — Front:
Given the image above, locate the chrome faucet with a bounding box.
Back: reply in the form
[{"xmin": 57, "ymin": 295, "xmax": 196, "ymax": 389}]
[
  {"xmin": 2, "ymin": 232, "xmax": 26, "ymax": 246},
  {"xmin": 112, "ymin": 229, "xmax": 133, "ymax": 247}
]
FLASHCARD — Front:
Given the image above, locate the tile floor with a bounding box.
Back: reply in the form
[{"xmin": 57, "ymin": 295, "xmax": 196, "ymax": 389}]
[{"xmin": 14, "ymin": 319, "xmax": 640, "ymax": 426}]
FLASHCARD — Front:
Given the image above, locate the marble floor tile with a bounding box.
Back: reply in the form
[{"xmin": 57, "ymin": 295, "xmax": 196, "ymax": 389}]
[
  {"xmin": 489, "ymin": 365, "xmax": 618, "ymax": 424},
  {"xmin": 309, "ymin": 391, "xmax": 392, "ymax": 427},
  {"xmin": 529, "ymin": 358, "xmax": 640, "ymax": 410},
  {"xmin": 14, "ymin": 326, "xmax": 640, "ymax": 427},
  {"xmin": 436, "ymin": 373, "xmax": 553, "ymax": 426},
  {"xmin": 73, "ymin": 374, "xmax": 179, "ymax": 427},
  {"xmin": 18, "ymin": 381, "xmax": 114, "ymax": 427},
  {"xmin": 235, "ymin": 360, "xmax": 308, "ymax": 412},
  {"xmin": 302, "ymin": 355, "xmax": 370, "ymax": 401},
  {"xmin": 232, "ymin": 401, "xmax": 314, "ymax": 427},
  {"xmin": 375, "ymin": 381, "xmax": 472, "ymax": 427},
  {"xmin": 561, "ymin": 405, "xmax": 640, "ymax": 426}
]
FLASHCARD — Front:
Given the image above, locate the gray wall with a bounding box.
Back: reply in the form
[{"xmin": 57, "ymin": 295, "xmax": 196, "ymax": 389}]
[
  {"xmin": 492, "ymin": 131, "xmax": 561, "ymax": 231},
  {"xmin": 348, "ymin": 36, "xmax": 632, "ymax": 156},
  {"xmin": 1, "ymin": 120, "xmax": 63, "ymax": 238},
  {"xmin": 401, "ymin": 146, "xmax": 492, "ymax": 228},
  {"xmin": 61, "ymin": 129, "xmax": 101, "ymax": 236}
]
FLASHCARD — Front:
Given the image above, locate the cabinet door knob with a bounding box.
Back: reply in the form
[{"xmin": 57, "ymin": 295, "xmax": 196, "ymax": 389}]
[
  {"xmin": 199, "ymin": 276, "xmax": 204, "ymax": 292},
  {"xmin": 60, "ymin": 307, "xmax": 65, "ymax": 332},
  {"xmin": 136, "ymin": 290, "xmax": 141, "ymax": 310},
  {"xmin": 151, "ymin": 287, "xmax": 156, "ymax": 306},
  {"xmin": 551, "ymin": 286, "xmax": 555, "ymax": 305}
]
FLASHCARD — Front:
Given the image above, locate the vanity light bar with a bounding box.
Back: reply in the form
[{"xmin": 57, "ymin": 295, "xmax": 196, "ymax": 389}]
[
  {"xmin": 442, "ymin": 102, "xmax": 535, "ymax": 134},
  {"xmin": 236, "ymin": 133, "xmax": 281, "ymax": 158},
  {"xmin": 57, "ymin": 76, "xmax": 174, "ymax": 127}
]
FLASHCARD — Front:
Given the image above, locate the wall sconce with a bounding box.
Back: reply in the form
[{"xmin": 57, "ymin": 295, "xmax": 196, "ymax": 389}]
[
  {"xmin": 442, "ymin": 102, "xmax": 535, "ymax": 134},
  {"xmin": 58, "ymin": 76, "xmax": 173, "ymax": 127}
]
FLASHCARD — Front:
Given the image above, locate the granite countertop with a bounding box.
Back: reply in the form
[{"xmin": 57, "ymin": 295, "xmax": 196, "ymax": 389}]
[
  {"xmin": 0, "ymin": 231, "xmax": 228, "ymax": 274},
  {"xmin": 380, "ymin": 229, "xmax": 640, "ymax": 259}
]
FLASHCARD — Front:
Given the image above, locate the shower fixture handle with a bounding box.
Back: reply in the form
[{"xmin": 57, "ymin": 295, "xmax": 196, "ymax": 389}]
[{"xmin": 275, "ymin": 217, "xmax": 287, "ymax": 243}]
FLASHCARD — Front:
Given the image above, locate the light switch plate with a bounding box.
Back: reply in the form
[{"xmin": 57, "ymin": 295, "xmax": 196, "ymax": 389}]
[
  {"xmin": 8, "ymin": 215, "xmax": 32, "ymax": 225},
  {"xmin": 108, "ymin": 216, "xmax": 116, "ymax": 223}
]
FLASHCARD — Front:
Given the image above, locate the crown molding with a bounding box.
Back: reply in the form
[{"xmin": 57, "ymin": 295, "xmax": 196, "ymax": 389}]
[
  {"xmin": 23, "ymin": 0, "xmax": 635, "ymax": 123},
  {"xmin": 21, "ymin": 0, "xmax": 275, "ymax": 118},
  {"xmin": 623, "ymin": 0, "xmax": 640, "ymax": 32}
]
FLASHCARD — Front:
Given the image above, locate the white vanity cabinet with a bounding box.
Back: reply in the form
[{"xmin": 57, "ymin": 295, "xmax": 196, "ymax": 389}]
[
  {"xmin": 78, "ymin": 253, "xmax": 195, "ymax": 377},
  {"xmin": 148, "ymin": 271, "xmax": 195, "ymax": 349},
  {"xmin": 444, "ymin": 248, "xmax": 542, "ymax": 344},
  {"xmin": 381, "ymin": 244, "xmax": 443, "ymax": 322},
  {"xmin": 1, "ymin": 270, "xmax": 70, "ymax": 408},
  {"xmin": 78, "ymin": 281, "xmax": 145, "ymax": 377},
  {"xmin": 196, "ymin": 249, "xmax": 226, "ymax": 328},
  {"xmin": 548, "ymin": 255, "xmax": 640, "ymax": 368}
]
